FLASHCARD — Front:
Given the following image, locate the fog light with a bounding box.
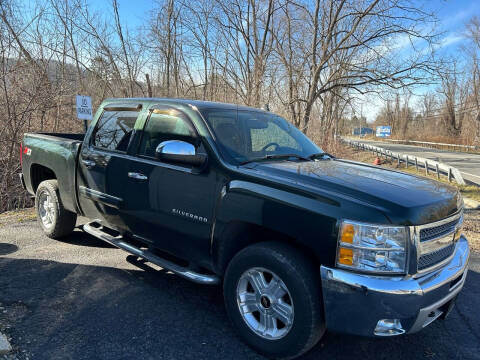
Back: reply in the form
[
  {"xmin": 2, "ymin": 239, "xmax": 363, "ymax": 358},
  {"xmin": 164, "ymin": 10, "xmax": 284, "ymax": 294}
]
[{"xmin": 374, "ymin": 319, "xmax": 405, "ymax": 336}]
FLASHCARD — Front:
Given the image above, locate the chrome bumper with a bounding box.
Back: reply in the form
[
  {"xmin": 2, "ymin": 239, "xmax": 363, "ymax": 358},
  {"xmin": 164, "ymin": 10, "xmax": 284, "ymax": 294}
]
[{"xmin": 320, "ymin": 236, "xmax": 470, "ymax": 337}]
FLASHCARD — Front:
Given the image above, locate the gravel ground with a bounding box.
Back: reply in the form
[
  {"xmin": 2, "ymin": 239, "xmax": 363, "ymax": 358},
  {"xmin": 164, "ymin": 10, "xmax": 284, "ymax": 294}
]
[
  {"xmin": 464, "ymin": 210, "xmax": 480, "ymax": 251},
  {"xmin": 0, "ymin": 209, "xmax": 479, "ymax": 360}
]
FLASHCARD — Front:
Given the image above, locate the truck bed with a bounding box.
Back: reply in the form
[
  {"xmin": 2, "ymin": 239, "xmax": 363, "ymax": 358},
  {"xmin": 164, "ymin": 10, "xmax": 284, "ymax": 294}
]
[
  {"xmin": 21, "ymin": 132, "xmax": 85, "ymax": 214},
  {"xmin": 28, "ymin": 132, "xmax": 85, "ymax": 142}
]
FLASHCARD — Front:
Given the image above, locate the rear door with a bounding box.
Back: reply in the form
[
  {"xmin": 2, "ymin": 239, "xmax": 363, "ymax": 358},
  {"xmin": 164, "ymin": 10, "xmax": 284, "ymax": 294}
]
[
  {"xmin": 77, "ymin": 105, "xmax": 144, "ymax": 230},
  {"xmin": 119, "ymin": 105, "xmax": 218, "ymax": 265}
]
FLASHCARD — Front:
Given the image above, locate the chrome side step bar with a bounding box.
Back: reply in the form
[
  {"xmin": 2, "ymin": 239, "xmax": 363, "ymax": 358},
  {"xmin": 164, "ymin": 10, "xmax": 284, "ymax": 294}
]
[{"xmin": 83, "ymin": 222, "xmax": 220, "ymax": 285}]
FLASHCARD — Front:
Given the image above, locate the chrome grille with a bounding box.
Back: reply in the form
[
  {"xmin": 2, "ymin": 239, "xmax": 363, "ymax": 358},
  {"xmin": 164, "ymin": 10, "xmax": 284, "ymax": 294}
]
[
  {"xmin": 416, "ymin": 212, "xmax": 462, "ymax": 272},
  {"xmin": 418, "ymin": 243, "xmax": 455, "ymax": 270},
  {"xmin": 420, "ymin": 218, "xmax": 459, "ymax": 242}
]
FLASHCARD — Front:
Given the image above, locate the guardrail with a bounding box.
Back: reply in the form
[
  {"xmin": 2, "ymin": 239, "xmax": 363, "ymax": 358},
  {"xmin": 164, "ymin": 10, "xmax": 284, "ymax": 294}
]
[
  {"xmin": 372, "ymin": 138, "xmax": 479, "ymax": 153},
  {"xmin": 342, "ymin": 138, "xmax": 466, "ymax": 185}
]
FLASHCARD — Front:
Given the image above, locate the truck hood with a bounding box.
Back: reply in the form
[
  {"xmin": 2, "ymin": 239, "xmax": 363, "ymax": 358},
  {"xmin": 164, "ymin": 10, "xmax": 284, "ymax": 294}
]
[{"xmin": 245, "ymin": 159, "xmax": 462, "ymax": 225}]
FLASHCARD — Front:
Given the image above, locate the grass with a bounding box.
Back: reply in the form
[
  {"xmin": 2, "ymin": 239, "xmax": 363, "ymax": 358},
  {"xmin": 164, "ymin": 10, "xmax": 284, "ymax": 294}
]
[
  {"xmin": 397, "ymin": 166, "xmax": 480, "ymax": 202},
  {"xmin": 0, "ymin": 207, "xmax": 36, "ymax": 225},
  {"xmin": 459, "ymin": 186, "xmax": 480, "ymax": 202}
]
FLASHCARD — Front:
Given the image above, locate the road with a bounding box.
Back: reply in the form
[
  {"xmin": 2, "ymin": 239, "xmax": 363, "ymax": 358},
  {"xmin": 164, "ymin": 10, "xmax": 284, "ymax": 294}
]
[
  {"xmin": 353, "ymin": 139, "xmax": 480, "ymax": 185},
  {"xmin": 0, "ymin": 211, "xmax": 479, "ymax": 360}
]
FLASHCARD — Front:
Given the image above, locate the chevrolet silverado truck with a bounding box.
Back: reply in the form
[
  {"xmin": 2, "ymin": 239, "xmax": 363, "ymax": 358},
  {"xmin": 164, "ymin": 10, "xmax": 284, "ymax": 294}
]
[{"xmin": 20, "ymin": 98, "xmax": 470, "ymax": 359}]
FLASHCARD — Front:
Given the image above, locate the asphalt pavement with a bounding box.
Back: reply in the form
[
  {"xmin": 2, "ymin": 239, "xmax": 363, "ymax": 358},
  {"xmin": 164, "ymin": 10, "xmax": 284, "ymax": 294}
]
[
  {"xmin": 0, "ymin": 212, "xmax": 479, "ymax": 360},
  {"xmin": 353, "ymin": 139, "xmax": 480, "ymax": 185}
]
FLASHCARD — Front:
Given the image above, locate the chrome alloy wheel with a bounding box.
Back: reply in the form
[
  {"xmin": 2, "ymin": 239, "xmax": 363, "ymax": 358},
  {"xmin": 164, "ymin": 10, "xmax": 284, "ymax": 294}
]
[
  {"xmin": 236, "ymin": 267, "xmax": 294, "ymax": 340},
  {"xmin": 38, "ymin": 190, "xmax": 55, "ymax": 229}
]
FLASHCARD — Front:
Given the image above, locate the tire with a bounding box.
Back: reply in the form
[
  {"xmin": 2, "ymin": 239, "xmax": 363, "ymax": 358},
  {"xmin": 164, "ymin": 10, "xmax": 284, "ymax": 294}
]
[
  {"xmin": 35, "ymin": 179, "xmax": 77, "ymax": 239},
  {"xmin": 223, "ymin": 241, "xmax": 325, "ymax": 359}
]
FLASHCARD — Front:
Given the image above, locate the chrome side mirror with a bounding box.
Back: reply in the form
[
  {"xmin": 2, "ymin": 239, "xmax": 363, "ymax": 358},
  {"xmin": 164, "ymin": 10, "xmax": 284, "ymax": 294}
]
[{"xmin": 155, "ymin": 140, "xmax": 207, "ymax": 167}]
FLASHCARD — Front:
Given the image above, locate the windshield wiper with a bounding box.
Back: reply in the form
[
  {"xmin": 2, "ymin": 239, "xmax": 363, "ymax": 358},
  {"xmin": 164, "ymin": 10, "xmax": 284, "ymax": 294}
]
[
  {"xmin": 308, "ymin": 152, "xmax": 334, "ymax": 160},
  {"xmin": 240, "ymin": 153, "xmax": 310, "ymax": 165}
]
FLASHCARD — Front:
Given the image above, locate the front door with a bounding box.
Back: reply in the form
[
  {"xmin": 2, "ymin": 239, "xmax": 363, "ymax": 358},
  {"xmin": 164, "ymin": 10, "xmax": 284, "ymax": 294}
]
[{"xmin": 120, "ymin": 106, "xmax": 218, "ymax": 266}]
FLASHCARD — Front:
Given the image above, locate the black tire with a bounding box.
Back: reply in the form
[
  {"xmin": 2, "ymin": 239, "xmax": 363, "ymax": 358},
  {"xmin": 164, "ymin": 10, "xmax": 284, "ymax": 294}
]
[
  {"xmin": 35, "ymin": 179, "xmax": 77, "ymax": 239},
  {"xmin": 223, "ymin": 241, "xmax": 325, "ymax": 359}
]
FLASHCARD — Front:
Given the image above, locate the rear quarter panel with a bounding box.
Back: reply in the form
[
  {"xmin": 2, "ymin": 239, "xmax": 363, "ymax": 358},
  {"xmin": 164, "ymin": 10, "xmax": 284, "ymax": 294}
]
[{"xmin": 22, "ymin": 134, "xmax": 82, "ymax": 213}]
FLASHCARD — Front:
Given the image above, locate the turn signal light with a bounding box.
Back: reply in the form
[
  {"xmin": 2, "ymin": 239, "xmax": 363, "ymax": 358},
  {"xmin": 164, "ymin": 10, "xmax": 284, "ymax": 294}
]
[
  {"xmin": 340, "ymin": 223, "xmax": 355, "ymax": 244},
  {"xmin": 338, "ymin": 247, "xmax": 353, "ymax": 265},
  {"xmin": 336, "ymin": 220, "xmax": 407, "ymax": 273}
]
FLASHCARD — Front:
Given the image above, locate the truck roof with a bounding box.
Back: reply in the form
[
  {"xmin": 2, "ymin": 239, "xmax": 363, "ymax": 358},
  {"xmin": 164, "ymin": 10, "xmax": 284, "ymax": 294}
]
[{"xmin": 103, "ymin": 97, "xmax": 269, "ymax": 113}]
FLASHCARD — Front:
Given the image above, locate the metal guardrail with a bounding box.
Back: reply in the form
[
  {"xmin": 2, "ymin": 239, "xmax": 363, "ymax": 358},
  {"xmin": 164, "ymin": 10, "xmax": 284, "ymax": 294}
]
[
  {"xmin": 342, "ymin": 138, "xmax": 466, "ymax": 185},
  {"xmin": 376, "ymin": 138, "xmax": 479, "ymax": 152}
]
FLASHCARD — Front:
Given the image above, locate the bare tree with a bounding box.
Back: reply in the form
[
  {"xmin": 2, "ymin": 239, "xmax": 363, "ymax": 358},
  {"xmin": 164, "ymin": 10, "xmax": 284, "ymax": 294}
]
[
  {"xmin": 212, "ymin": 0, "xmax": 275, "ymax": 107},
  {"xmin": 465, "ymin": 16, "xmax": 480, "ymax": 144}
]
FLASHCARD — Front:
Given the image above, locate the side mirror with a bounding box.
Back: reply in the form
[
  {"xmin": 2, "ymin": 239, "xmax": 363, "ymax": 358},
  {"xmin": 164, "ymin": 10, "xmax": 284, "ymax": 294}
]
[{"xmin": 155, "ymin": 140, "xmax": 207, "ymax": 167}]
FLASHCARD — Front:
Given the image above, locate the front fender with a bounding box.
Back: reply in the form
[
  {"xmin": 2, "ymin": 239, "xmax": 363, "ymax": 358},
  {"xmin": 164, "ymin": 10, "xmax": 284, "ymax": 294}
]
[
  {"xmin": 212, "ymin": 180, "xmax": 340, "ymax": 271},
  {"xmin": 211, "ymin": 179, "xmax": 395, "ymax": 274}
]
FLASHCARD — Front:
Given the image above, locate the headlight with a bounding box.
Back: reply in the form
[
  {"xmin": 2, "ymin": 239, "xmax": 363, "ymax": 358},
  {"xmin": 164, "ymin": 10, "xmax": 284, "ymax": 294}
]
[{"xmin": 336, "ymin": 220, "xmax": 408, "ymax": 274}]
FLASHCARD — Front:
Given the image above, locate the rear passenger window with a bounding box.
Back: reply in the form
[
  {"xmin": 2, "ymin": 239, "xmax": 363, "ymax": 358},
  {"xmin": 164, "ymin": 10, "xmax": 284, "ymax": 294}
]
[
  {"xmin": 139, "ymin": 108, "xmax": 195, "ymax": 157},
  {"xmin": 92, "ymin": 111, "xmax": 139, "ymax": 152}
]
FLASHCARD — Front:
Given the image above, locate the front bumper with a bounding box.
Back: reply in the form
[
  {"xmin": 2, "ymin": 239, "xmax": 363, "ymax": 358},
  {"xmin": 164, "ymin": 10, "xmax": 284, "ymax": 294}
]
[{"xmin": 320, "ymin": 236, "xmax": 470, "ymax": 337}]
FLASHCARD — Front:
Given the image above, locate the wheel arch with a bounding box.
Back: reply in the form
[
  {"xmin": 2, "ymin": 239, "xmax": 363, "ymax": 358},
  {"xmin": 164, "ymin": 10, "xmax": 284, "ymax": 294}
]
[
  {"xmin": 212, "ymin": 220, "xmax": 319, "ymax": 275},
  {"xmin": 30, "ymin": 164, "xmax": 57, "ymax": 193},
  {"xmin": 211, "ymin": 180, "xmax": 339, "ymax": 275}
]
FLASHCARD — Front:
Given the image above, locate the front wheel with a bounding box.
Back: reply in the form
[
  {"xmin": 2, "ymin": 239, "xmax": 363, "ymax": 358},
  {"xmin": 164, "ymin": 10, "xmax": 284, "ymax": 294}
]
[
  {"xmin": 223, "ymin": 242, "xmax": 325, "ymax": 359},
  {"xmin": 35, "ymin": 179, "xmax": 77, "ymax": 239}
]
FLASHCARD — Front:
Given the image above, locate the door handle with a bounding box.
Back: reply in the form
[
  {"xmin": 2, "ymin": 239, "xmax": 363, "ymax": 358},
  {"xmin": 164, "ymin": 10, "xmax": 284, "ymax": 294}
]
[
  {"xmin": 82, "ymin": 159, "xmax": 96, "ymax": 169},
  {"xmin": 128, "ymin": 172, "xmax": 148, "ymax": 181}
]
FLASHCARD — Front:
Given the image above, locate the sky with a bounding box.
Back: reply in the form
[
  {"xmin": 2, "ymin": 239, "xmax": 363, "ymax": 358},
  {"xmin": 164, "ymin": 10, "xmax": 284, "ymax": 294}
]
[
  {"xmin": 90, "ymin": 0, "xmax": 153, "ymax": 27},
  {"xmin": 100, "ymin": 0, "xmax": 479, "ymax": 36},
  {"xmin": 97, "ymin": 1, "xmax": 480, "ymax": 57},
  {"xmin": 357, "ymin": 0, "xmax": 480, "ymax": 121}
]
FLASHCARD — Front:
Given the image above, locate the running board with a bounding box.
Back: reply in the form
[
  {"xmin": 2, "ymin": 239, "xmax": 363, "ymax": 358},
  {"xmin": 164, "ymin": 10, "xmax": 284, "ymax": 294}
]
[{"xmin": 83, "ymin": 222, "xmax": 220, "ymax": 285}]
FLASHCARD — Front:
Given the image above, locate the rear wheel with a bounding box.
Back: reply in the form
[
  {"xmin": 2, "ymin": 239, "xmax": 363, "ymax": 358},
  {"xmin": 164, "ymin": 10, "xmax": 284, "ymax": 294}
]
[
  {"xmin": 223, "ymin": 241, "xmax": 325, "ymax": 359},
  {"xmin": 35, "ymin": 180, "xmax": 77, "ymax": 239}
]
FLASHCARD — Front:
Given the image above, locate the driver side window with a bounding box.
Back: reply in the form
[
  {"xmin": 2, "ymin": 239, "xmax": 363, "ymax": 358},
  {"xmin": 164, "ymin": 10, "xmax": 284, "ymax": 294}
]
[{"xmin": 138, "ymin": 108, "xmax": 196, "ymax": 158}]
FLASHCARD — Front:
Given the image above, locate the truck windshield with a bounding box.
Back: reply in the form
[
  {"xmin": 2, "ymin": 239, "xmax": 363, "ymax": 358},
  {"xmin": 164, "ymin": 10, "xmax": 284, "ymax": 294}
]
[{"xmin": 201, "ymin": 109, "xmax": 322, "ymax": 164}]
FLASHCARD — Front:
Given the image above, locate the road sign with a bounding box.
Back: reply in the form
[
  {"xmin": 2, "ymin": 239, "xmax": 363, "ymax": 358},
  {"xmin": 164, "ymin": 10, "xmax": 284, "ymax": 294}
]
[
  {"xmin": 76, "ymin": 95, "xmax": 93, "ymax": 120},
  {"xmin": 376, "ymin": 126, "xmax": 391, "ymax": 137}
]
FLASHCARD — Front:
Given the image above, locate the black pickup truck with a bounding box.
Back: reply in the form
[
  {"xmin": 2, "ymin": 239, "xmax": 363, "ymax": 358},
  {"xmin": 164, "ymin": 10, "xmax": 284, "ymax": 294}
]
[{"xmin": 20, "ymin": 98, "xmax": 469, "ymax": 359}]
